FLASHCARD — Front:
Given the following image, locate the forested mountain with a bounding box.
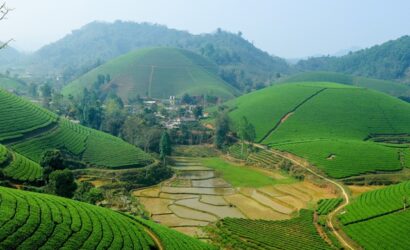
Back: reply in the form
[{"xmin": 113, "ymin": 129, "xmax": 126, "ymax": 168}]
[
  {"xmin": 0, "ymin": 45, "xmax": 22, "ymax": 67},
  {"xmin": 27, "ymin": 21, "xmax": 290, "ymax": 91},
  {"xmin": 297, "ymin": 35, "xmax": 410, "ymax": 82}
]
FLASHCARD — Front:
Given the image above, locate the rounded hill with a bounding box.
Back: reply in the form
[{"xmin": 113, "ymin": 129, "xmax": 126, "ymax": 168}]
[
  {"xmin": 0, "ymin": 88, "xmax": 153, "ymax": 169},
  {"xmin": 63, "ymin": 47, "xmax": 239, "ymax": 101},
  {"xmin": 222, "ymin": 82, "xmax": 410, "ymax": 178}
]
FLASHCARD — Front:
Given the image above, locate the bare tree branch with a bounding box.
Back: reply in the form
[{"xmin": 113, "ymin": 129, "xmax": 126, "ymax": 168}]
[
  {"xmin": 0, "ymin": 2, "xmax": 13, "ymax": 50},
  {"xmin": 0, "ymin": 38, "xmax": 13, "ymax": 49},
  {"xmin": 0, "ymin": 2, "xmax": 12, "ymax": 21}
]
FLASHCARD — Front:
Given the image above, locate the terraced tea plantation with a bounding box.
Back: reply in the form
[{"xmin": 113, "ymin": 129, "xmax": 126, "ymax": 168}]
[
  {"xmin": 0, "ymin": 186, "xmax": 215, "ymax": 250},
  {"xmin": 0, "ymin": 89, "xmax": 57, "ymax": 141},
  {"xmin": 339, "ymin": 181, "xmax": 410, "ymax": 249},
  {"xmin": 210, "ymin": 209, "xmax": 331, "ymax": 249},
  {"xmin": 134, "ymin": 156, "xmax": 336, "ymax": 236},
  {"xmin": 0, "ymin": 89, "xmax": 153, "ymax": 169},
  {"xmin": 222, "ymin": 82, "xmax": 410, "ymax": 178},
  {"xmin": 0, "ymin": 144, "xmax": 43, "ymax": 182}
]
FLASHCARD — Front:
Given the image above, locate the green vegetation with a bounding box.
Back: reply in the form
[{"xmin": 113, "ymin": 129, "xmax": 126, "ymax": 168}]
[
  {"xmin": 296, "ymin": 35, "xmax": 410, "ymax": 81},
  {"xmin": 210, "ymin": 209, "xmax": 330, "ymax": 249},
  {"xmin": 339, "ymin": 180, "xmax": 410, "ymax": 224},
  {"xmin": 316, "ymin": 198, "xmax": 343, "ymax": 215},
  {"xmin": 0, "ymin": 144, "xmax": 43, "ymax": 182},
  {"xmin": 0, "ymin": 88, "xmax": 57, "ymax": 141},
  {"xmin": 279, "ymin": 71, "xmax": 410, "ymax": 97},
  {"xmin": 222, "ymin": 82, "xmax": 410, "ymax": 178},
  {"xmin": 340, "ymin": 181, "xmax": 410, "ymax": 249},
  {"xmin": 0, "ymin": 88, "xmax": 153, "ymax": 169},
  {"xmin": 0, "ymin": 186, "xmax": 214, "ymax": 249},
  {"xmin": 3, "ymin": 151, "xmax": 43, "ymax": 182},
  {"xmin": 135, "ymin": 217, "xmax": 216, "ymax": 250},
  {"xmin": 228, "ymin": 144, "xmax": 282, "ymax": 168},
  {"xmin": 200, "ymin": 157, "xmax": 294, "ymax": 187},
  {"xmin": 343, "ymin": 209, "xmax": 410, "ymax": 250},
  {"xmin": 63, "ymin": 47, "xmax": 239, "ymax": 101}
]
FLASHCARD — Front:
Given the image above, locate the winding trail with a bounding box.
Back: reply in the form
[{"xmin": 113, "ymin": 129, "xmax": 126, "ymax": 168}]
[
  {"xmin": 144, "ymin": 228, "xmax": 164, "ymax": 250},
  {"xmin": 251, "ymin": 142, "xmax": 356, "ymax": 250}
]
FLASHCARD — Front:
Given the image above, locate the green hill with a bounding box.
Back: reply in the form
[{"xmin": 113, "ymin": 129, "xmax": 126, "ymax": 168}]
[
  {"xmin": 0, "ymin": 186, "xmax": 214, "ymax": 250},
  {"xmin": 63, "ymin": 47, "xmax": 239, "ymax": 101},
  {"xmin": 0, "ymin": 88, "xmax": 153, "ymax": 169},
  {"xmin": 222, "ymin": 82, "xmax": 410, "ymax": 178},
  {"xmin": 339, "ymin": 181, "xmax": 410, "ymax": 249},
  {"xmin": 278, "ymin": 71, "xmax": 410, "ymax": 97}
]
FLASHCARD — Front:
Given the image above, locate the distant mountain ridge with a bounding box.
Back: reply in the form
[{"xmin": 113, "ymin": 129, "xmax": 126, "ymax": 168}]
[
  {"xmin": 297, "ymin": 35, "xmax": 410, "ymax": 82},
  {"xmin": 12, "ymin": 21, "xmax": 290, "ymax": 91}
]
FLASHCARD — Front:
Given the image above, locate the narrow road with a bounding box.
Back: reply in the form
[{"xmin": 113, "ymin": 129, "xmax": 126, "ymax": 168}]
[{"xmin": 251, "ymin": 143, "xmax": 355, "ymax": 250}]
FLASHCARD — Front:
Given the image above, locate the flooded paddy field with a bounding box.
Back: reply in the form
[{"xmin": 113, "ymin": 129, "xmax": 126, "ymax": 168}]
[{"xmin": 133, "ymin": 156, "xmax": 337, "ymax": 238}]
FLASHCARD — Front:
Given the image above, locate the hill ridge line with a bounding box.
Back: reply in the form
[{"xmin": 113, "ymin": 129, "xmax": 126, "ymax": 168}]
[{"xmin": 259, "ymin": 88, "xmax": 327, "ymax": 143}]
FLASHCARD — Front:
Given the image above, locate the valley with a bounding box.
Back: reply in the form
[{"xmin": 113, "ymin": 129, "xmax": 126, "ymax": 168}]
[{"xmin": 1, "ymin": 2, "xmax": 410, "ymax": 249}]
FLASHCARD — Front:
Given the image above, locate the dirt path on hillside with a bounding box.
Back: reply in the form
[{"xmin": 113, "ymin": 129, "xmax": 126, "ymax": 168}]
[
  {"xmin": 259, "ymin": 88, "xmax": 327, "ymax": 143},
  {"xmin": 251, "ymin": 142, "xmax": 356, "ymax": 250},
  {"xmin": 144, "ymin": 228, "xmax": 164, "ymax": 250}
]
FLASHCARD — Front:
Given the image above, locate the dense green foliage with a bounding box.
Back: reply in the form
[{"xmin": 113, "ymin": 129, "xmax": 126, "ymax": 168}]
[
  {"xmin": 340, "ymin": 181, "xmax": 410, "ymax": 224},
  {"xmin": 296, "ymin": 35, "xmax": 410, "ymax": 81},
  {"xmin": 211, "ymin": 209, "xmax": 330, "ymax": 249},
  {"xmin": 316, "ymin": 198, "xmax": 343, "ymax": 215},
  {"xmin": 343, "ymin": 209, "xmax": 410, "ymax": 250},
  {"xmin": 222, "ymin": 82, "xmax": 410, "ymax": 177},
  {"xmin": 63, "ymin": 47, "xmax": 238, "ymax": 101},
  {"xmin": 0, "ymin": 186, "xmax": 215, "ymax": 249},
  {"xmin": 340, "ymin": 181, "xmax": 410, "ymax": 249},
  {"xmin": 135, "ymin": 217, "xmax": 215, "ymax": 250},
  {"xmin": 0, "ymin": 89, "xmax": 153, "ymax": 168},
  {"xmin": 0, "ymin": 89, "xmax": 57, "ymax": 141},
  {"xmin": 0, "ymin": 145, "xmax": 43, "ymax": 182},
  {"xmin": 279, "ymin": 71, "xmax": 410, "ymax": 97}
]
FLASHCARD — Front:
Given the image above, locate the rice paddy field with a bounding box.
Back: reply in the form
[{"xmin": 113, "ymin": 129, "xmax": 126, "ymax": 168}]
[
  {"xmin": 134, "ymin": 156, "xmax": 336, "ymax": 237},
  {"xmin": 63, "ymin": 47, "xmax": 238, "ymax": 101},
  {"xmin": 222, "ymin": 82, "xmax": 410, "ymax": 178}
]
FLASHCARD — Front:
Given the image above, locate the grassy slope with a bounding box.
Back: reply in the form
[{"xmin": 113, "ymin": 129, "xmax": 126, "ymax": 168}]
[
  {"xmin": 0, "ymin": 186, "xmax": 214, "ymax": 250},
  {"xmin": 0, "ymin": 88, "xmax": 153, "ymax": 169},
  {"xmin": 278, "ymin": 71, "xmax": 410, "ymax": 97},
  {"xmin": 0, "ymin": 76, "xmax": 26, "ymax": 92},
  {"xmin": 339, "ymin": 181, "xmax": 410, "ymax": 250},
  {"xmin": 200, "ymin": 157, "xmax": 294, "ymax": 187},
  {"xmin": 223, "ymin": 82, "xmax": 410, "ymax": 178},
  {"xmin": 63, "ymin": 47, "xmax": 239, "ymax": 101}
]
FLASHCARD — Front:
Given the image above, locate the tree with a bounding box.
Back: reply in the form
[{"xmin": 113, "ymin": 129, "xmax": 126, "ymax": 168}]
[
  {"xmin": 47, "ymin": 169, "xmax": 77, "ymax": 198},
  {"xmin": 40, "ymin": 83, "xmax": 52, "ymax": 108},
  {"xmin": 74, "ymin": 182, "xmax": 104, "ymax": 204},
  {"xmin": 237, "ymin": 116, "xmax": 256, "ymax": 155},
  {"xmin": 41, "ymin": 150, "xmax": 65, "ymax": 181},
  {"xmin": 160, "ymin": 131, "xmax": 172, "ymax": 162},
  {"xmin": 214, "ymin": 112, "xmax": 231, "ymax": 149},
  {"xmin": 0, "ymin": 3, "xmax": 13, "ymax": 50},
  {"xmin": 193, "ymin": 106, "xmax": 203, "ymax": 119}
]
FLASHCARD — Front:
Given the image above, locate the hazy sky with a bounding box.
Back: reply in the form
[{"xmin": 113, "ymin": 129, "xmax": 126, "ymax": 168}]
[{"xmin": 2, "ymin": 0, "xmax": 410, "ymax": 58}]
